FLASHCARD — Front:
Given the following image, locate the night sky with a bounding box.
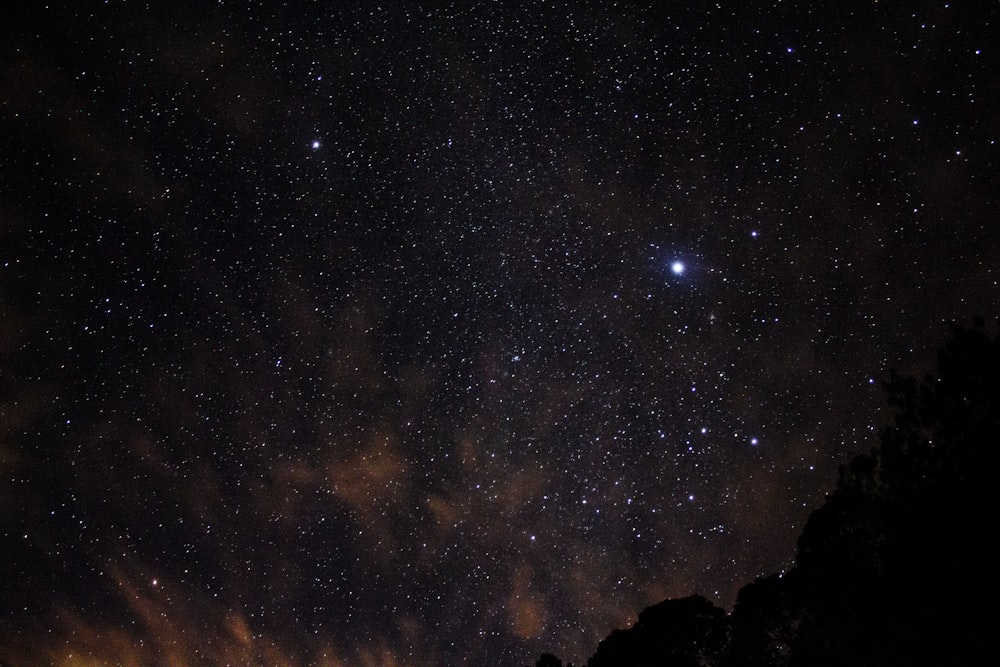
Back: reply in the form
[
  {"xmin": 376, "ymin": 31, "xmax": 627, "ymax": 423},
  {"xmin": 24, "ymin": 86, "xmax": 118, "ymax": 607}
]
[{"xmin": 2, "ymin": 2, "xmax": 998, "ymax": 664}]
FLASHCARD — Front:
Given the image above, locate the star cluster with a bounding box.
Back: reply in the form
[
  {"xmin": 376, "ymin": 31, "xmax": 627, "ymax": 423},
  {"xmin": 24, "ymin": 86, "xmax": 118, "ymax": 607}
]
[{"xmin": 1, "ymin": 2, "xmax": 998, "ymax": 664}]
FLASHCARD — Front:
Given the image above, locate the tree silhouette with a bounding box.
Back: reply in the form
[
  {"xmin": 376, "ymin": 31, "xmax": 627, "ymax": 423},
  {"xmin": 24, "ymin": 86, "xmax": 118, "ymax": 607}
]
[
  {"xmin": 533, "ymin": 653, "xmax": 565, "ymax": 667},
  {"xmin": 586, "ymin": 595, "xmax": 727, "ymax": 667},
  {"xmin": 724, "ymin": 573, "xmax": 798, "ymax": 667},
  {"xmin": 532, "ymin": 321, "xmax": 1000, "ymax": 666},
  {"xmin": 791, "ymin": 321, "xmax": 1000, "ymax": 665}
]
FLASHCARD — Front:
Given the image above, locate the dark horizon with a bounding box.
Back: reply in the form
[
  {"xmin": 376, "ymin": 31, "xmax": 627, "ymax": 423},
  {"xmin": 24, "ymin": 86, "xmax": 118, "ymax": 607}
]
[{"xmin": 2, "ymin": 2, "xmax": 998, "ymax": 664}]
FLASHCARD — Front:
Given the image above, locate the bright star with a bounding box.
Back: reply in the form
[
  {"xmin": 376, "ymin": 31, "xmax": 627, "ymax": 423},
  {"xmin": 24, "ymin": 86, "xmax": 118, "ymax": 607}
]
[
  {"xmin": 311, "ymin": 140, "xmax": 321, "ymax": 149},
  {"xmin": 671, "ymin": 261, "xmax": 685, "ymax": 275}
]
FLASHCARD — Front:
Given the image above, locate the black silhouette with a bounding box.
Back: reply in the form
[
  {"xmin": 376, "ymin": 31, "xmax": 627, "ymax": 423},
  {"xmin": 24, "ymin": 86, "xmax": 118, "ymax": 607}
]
[
  {"xmin": 535, "ymin": 653, "xmax": 566, "ymax": 667},
  {"xmin": 587, "ymin": 595, "xmax": 727, "ymax": 667},
  {"xmin": 533, "ymin": 321, "xmax": 1000, "ymax": 666}
]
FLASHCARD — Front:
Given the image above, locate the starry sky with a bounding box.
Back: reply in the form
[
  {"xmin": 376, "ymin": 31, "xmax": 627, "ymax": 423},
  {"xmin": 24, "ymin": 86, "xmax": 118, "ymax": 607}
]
[{"xmin": 1, "ymin": 2, "xmax": 998, "ymax": 664}]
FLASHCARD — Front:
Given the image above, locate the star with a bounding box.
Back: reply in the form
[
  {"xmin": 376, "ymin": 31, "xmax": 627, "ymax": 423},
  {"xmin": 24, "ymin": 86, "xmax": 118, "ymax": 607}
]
[{"xmin": 3, "ymin": 2, "xmax": 997, "ymax": 665}]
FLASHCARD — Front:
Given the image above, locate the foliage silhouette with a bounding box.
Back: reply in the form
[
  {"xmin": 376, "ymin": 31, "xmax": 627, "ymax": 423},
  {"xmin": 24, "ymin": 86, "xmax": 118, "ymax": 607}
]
[
  {"xmin": 534, "ymin": 653, "xmax": 565, "ymax": 667},
  {"xmin": 586, "ymin": 595, "xmax": 727, "ymax": 667},
  {"xmin": 723, "ymin": 573, "xmax": 797, "ymax": 667},
  {"xmin": 532, "ymin": 321, "xmax": 1000, "ymax": 667},
  {"xmin": 791, "ymin": 320, "xmax": 1000, "ymax": 665}
]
